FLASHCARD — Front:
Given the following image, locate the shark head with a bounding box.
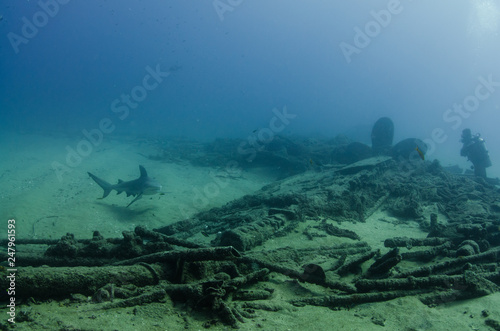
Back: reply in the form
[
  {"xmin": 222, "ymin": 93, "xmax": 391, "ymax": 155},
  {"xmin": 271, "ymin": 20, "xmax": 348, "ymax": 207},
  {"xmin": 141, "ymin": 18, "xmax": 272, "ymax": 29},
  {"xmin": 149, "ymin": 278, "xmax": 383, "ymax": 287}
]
[{"xmin": 143, "ymin": 177, "xmax": 163, "ymax": 195}]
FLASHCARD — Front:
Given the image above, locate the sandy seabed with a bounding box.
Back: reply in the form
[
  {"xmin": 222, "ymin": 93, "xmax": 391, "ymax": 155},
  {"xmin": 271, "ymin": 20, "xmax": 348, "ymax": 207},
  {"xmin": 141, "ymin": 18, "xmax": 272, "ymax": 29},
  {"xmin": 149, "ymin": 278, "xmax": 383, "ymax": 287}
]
[
  {"xmin": 0, "ymin": 132, "xmax": 273, "ymax": 240},
  {"xmin": 1, "ymin": 132, "xmax": 499, "ymax": 331}
]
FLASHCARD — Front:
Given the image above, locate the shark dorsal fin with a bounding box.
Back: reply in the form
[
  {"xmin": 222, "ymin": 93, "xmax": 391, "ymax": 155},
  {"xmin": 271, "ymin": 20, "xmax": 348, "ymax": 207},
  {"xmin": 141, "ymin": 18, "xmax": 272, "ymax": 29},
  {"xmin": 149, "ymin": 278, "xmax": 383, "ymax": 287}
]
[{"xmin": 139, "ymin": 165, "xmax": 148, "ymax": 178}]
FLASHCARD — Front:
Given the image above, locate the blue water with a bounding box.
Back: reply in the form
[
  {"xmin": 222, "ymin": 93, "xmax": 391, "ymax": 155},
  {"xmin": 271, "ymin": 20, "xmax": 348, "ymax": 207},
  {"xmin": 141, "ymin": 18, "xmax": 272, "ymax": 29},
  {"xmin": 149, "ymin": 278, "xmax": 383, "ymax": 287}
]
[{"xmin": 1, "ymin": 0, "xmax": 500, "ymax": 172}]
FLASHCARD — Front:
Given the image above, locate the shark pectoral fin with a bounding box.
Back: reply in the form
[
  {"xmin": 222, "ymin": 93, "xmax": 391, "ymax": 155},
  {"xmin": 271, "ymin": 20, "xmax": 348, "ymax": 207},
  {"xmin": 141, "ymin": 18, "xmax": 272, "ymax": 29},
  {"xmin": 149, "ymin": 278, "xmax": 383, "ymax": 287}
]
[{"xmin": 126, "ymin": 193, "xmax": 143, "ymax": 208}]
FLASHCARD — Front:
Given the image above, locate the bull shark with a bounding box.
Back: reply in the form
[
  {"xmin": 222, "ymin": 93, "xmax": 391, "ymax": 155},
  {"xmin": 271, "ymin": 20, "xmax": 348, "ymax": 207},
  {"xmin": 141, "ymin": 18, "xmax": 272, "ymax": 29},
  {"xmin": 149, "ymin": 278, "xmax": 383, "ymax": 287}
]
[{"xmin": 88, "ymin": 165, "xmax": 162, "ymax": 207}]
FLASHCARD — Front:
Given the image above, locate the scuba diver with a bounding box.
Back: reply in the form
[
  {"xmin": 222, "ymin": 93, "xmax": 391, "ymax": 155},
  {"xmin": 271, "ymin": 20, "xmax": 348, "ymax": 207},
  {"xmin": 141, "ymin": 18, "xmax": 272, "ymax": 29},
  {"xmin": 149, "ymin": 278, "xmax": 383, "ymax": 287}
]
[{"xmin": 460, "ymin": 128, "xmax": 492, "ymax": 179}]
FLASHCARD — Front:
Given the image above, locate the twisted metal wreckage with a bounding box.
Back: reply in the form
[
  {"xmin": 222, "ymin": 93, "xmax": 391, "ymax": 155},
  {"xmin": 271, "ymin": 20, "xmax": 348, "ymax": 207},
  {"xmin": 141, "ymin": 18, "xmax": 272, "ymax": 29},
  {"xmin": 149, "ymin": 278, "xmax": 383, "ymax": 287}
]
[{"xmin": 2, "ymin": 157, "xmax": 500, "ymax": 328}]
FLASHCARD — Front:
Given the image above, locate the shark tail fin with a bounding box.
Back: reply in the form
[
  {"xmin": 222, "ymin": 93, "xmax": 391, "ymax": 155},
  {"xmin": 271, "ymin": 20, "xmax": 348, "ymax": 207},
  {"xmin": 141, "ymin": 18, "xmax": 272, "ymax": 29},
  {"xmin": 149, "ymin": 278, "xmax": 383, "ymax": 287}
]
[{"xmin": 88, "ymin": 172, "xmax": 113, "ymax": 198}]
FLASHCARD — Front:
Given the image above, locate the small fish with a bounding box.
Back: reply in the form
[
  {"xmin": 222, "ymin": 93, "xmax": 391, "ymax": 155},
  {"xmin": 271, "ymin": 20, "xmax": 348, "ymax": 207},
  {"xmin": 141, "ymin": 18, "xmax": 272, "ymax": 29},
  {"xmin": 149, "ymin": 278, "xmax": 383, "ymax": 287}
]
[
  {"xmin": 309, "ymin": 159, "xmax": 314, "ymax": 165},
  {"xmin": 415, "ymin": 146, "xmax": 425, "ymax": 160}
]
